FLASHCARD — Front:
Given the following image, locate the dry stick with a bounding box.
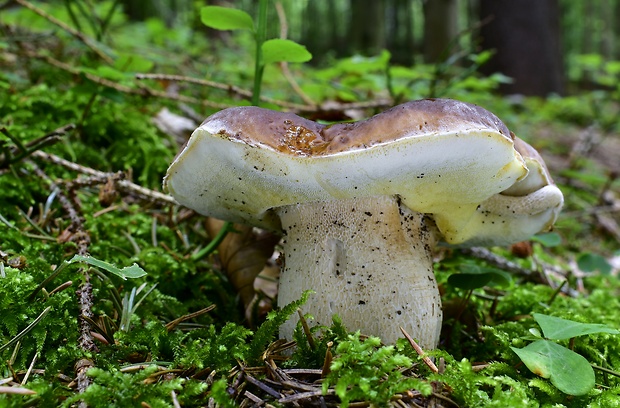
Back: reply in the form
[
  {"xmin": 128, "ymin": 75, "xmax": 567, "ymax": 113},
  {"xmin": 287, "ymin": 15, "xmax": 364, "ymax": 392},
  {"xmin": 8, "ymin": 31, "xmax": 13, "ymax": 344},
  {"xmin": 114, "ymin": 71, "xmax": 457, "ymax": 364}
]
[
  {"xmin": 20, "ymin": 352, "xmax": 38, "ymax": 385},
  {"xmin": 461, "ymin": 247, "xmax": 533, "ymax": 277},
  {"xmin": 135, "ymin": 73, "xmax": 311, "ymax": 112},
  {"xmin": 165, "ymin": 305, "xmax": 216, "ymax": 332},
  {"xmin": 135, "ymin": 73, "xmax": 253, "ymax": 97},
  {"xmin": 135, "ymin": 73, "xmax": 394, "ymax": 114},
  {"xmin": 25, "ymin": 52, "xmax": 232, "ymax": 111},
  {"xmin": 170, "ymin": 390, "xmax": 181, "ymax": 408},
  {"xmin": 460, "ymin": 247, "xmax": 580, "ymax": 297},
  {"xmin": 29, "ymin": 51, "xmax": 391, "ymax": 115},
  {"xmin": 399, "ymin": 327, "xmax": 439, "ymax": 374},
  {"xmin": 274, "ymin": 1, "xmax": 317, "ymax": 109},
  {"xmin": 30, "ymin": 165, "xmax": 96, "ymax": 400},
  {"xmin": 14, "ymin": 0, "xmax": 113, "ymax": 64},
  {"xmin": 32, "ymin": 151, "xmax": 176, "ymax": 206}
]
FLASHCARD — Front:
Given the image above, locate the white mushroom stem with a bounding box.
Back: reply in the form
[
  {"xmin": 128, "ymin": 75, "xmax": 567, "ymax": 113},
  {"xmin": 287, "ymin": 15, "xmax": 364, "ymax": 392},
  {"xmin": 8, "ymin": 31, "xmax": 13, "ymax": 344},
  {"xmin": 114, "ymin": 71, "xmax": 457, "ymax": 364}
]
[{"xmin": 275, "ymin": 195, "xmax": 442, "ymax": 348}]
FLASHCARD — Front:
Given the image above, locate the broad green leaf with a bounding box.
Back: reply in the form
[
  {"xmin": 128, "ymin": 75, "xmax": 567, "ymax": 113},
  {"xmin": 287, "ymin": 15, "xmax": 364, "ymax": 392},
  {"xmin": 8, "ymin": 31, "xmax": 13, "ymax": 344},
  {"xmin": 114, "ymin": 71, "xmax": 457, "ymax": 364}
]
[
  {"xmin": 448, "ymin": 264, "xmax": 511, "ymax": 290},
  {"xmin": 68, "ymin": 255, "xmax": 147, "ymax": 280},
  {"xmin": 577, "ymin": 252, "xmax": 612, "ymax": 274},
  {"xmin": 531, "ymin": 232, "xmax": 562, "ymax": 247},
  {"xmin": 200, "ymin": 6, "xmax": 254, "ymax": 31},
  {"xmin": 261, "ymin": 39, "xmax": 312, "ymax": 65},
  {"xmin": 114, "ymin": 54, "xmax": 154, "ymax": 73},
  {"xmin": 94, "ymin": 66, "xmax": 127, "ymax": 81},
  {"xmin": 511, "ymin": 340, "xmax": 594, "ymax": 396},
  {"xmin": 533, "ymin": 313, "xmax": 619, "ymax": 340},
  {"xmin": 447, "ymin": 272, "xmax": 494, "ymax": 290}
]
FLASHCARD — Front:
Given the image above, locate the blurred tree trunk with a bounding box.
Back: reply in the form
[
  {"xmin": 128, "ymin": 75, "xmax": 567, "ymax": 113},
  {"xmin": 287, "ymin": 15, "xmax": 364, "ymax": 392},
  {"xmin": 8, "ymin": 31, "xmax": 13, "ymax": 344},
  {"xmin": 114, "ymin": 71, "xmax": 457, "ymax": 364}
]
[
  {"xmin": 302, "ymin": 0, "xmax": 344, "ymax": 64},
  {"xmin": 601, "ymin": 0, "xmax": 615, "ymax": 59},
  {"xmin": 386, "ymin": 0, "xmax": 415, "ymax": 65},
  {"xmin": 423, "ymin": 0, "xmax": 459, "ymax": 63},
  {"xmin": 348, "ymin": 0, "xmax": 387, "ymax": 56},
  {"xmin": 479, "ymin": 0, "xmax": 565, "ymax": 96},
  {"xmin": 616, "ymin": 0, "xmax": 620, "ymax": 59},
  {"xmin": 122, "ymin": 1, "xmax": 159, "ymax": 22},
  {"xmin": 582, "ymin": 1, "xmax": 594, "ymax": 55},
  {"xmin": 121, "ymin": 0, "xmax": 192, "ymax": 26}
]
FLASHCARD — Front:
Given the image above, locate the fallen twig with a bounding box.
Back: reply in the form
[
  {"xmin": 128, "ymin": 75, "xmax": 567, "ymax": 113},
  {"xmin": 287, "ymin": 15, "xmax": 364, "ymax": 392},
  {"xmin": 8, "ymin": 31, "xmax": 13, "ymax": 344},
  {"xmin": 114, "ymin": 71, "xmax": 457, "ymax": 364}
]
[
  {"xmin": 14, "ymin": 0, "xmax": 113, "ymax": 64},
  {"xmin": 461, "ymin": 247, "xmax": 579, "ymax": 297},
  {"xmin": 0, "ymin": 125, "xmax": 69, "ymax": 170},
  {"xmin": 24, "ymin": 51, "xmax": 232, "ymax": 110},
  {"xmin": 136, "ymin": 73, "xmax": 311, "ymax": 112},
  {"xmin": 274, "ymin": 1, "xmax": 317, "ymax": 109},
  {"xmin": 31, "ymin": 164, "xmax": 96, "ymax": 400},
  {"xmin": 165, "ymin": 305, "xmax": 216, "ymax": 332},
  {"xmin": 400, "ymin": 327, "xmax": 439, "ymax": 374},
  {"xmin": 32, "ymin": 151, "xmax": 176, "ymax": 206},
  {"xmin": 0, "ymin": 307, "xmax": 51, "ymax": 353}
]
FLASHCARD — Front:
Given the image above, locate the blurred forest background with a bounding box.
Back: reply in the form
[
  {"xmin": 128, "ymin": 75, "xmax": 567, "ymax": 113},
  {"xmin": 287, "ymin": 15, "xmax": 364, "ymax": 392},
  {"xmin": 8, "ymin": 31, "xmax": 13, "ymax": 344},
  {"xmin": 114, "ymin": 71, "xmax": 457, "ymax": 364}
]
[{"xmin": 116, "ymin": 0, "xmax": 619, "ymax": 97}]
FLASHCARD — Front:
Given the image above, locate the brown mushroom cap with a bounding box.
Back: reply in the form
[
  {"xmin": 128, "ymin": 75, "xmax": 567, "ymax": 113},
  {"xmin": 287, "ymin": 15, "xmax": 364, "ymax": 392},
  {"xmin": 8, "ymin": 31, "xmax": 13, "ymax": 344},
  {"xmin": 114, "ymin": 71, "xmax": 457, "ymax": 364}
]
[
  {"xmin": 164, "ymin": 99, "xmax": 529, "ymax": 244},
  {"xmin": 203, "ymin": 99, "xmax": 515, "ymax": 157}
]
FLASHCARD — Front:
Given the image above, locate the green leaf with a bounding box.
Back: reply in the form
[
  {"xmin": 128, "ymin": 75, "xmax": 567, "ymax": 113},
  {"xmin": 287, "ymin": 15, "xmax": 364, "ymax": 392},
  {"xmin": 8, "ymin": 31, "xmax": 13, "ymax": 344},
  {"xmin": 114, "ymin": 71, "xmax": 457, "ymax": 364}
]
[
  {"xmin": 261, "ymin": 39, "xmax": 312, "ymax": 65},
  {"xmin": 114, "ymin": 54, "xmax": 154, "ymax": 73},
  {"xmin": 200, "ymin": 6, "xmax": 254, "ymax": 31},
  {"xmin": 68, "ymin": 255, "xmax": 147, "ymax": 280},
  {"xmin": 448, "ymin": 272, "xmax": 494, "ymax": 290},
  {"xmin": 531, "ymin": 232, "xmax": 562, "ymax": 247},
  {"xmin": 577, "ymin": 252, "xmax": 612, "ymax": 274},
  {"xmin": 447, "ymin": 264, "xmax": 511, "ymax": 290},
  {"xmin": 94, "ymin": 66, "xmax": 127, "ymax": 81},
  {"xmin": 511, "ymin": 339, "xmax": 594, "ymax": 396},
  {"xmin": 528, "ymin": 327, "xmax": 543, "ymax": 338},
  {"xmin": 533, "ymin": 313, "xmax": 619, "ymax": 340}
]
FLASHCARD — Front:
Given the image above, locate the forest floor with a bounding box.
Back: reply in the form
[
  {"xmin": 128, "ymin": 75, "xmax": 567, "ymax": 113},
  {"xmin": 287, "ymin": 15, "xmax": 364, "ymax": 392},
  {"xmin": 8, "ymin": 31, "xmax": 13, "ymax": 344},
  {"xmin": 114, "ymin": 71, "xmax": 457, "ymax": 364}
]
[{"xmin": 1, "ymin": 3, "xmax": 620, "ymax": 407}]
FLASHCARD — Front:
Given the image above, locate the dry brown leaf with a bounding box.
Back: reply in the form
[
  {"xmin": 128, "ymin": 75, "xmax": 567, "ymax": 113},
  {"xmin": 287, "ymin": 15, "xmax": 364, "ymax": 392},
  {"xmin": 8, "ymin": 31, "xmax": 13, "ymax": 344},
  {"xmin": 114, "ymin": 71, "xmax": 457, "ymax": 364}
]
[{"xmin": 204, "ymin": 218, "xmax": 280, "ymax": 315}]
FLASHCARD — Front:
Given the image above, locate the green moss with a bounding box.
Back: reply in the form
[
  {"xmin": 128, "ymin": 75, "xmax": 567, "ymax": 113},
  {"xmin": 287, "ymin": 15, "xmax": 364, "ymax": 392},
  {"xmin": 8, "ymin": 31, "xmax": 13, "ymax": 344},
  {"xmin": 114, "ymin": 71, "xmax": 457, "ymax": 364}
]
[{"xmin": 2, "ymin": 3, "xmax": 620, "ymax": 406}]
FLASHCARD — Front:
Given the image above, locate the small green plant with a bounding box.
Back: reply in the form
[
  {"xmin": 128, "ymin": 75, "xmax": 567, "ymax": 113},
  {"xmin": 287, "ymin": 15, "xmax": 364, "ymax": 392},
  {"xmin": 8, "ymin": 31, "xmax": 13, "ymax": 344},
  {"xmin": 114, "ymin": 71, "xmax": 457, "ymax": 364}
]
[
  {"xmin": 511, "ymin": 313, "xmax": 620, "ymax": 396},
  {"xmin": 576, "ymin": 252, "xmax": 613, "ymax": 275},
  {"xmin": 200, "ymin": 3, "xmax": 312, "ymax": 105},
  {"xmin": 68, "ymin": 255, "xmax": 147, "ymax": 280}
]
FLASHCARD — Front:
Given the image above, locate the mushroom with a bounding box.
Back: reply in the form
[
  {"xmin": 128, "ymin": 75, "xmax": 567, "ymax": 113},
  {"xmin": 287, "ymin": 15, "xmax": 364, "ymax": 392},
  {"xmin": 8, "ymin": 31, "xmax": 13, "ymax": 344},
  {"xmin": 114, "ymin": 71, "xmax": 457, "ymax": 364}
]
[{"xmin": 164, "ymin": 99, "xmax": 563, "ymax": 348}]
